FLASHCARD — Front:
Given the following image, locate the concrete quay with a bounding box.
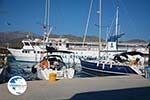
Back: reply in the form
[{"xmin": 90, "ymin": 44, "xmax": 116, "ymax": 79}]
[{"xmin": 0, "ymin": 75, "xmax": 150, "ymax": 100}]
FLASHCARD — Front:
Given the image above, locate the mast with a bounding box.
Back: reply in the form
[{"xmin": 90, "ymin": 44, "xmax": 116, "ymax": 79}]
[
  {"xmin": 43, "ymin": 0, "xmax": 51, "ymax": 42},
  {"xmin": 98, "ymin": 0, "xmax": 102, "ymax": 58},
  {"xmin": 47, "ymin": 0, "xmax": 50, "ymax": 31},
  {"xmin": 82, "ymin": 0, "xmax": 93, "ymax": 47},
  {"xmin": 115, "ymin": 1, "xmax": 119, "ymax": 50},
  {"xmin": 44, "ymin": 0, "xmax": 48, "ymax": 31}
]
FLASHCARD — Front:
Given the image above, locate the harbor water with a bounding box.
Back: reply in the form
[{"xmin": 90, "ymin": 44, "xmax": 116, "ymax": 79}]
[
  {"xmin": 0, "ymin": 56, "xmax": 94, "ymax": 84},
  {"xmin": 1, "ymin": 55, "xmax": 149, "ymax": 84}
]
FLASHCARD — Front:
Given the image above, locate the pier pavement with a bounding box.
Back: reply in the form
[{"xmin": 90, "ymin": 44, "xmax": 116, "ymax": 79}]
[{"xmin": 0, "ymin": 75, "xmax": 150, "ymax": 100}]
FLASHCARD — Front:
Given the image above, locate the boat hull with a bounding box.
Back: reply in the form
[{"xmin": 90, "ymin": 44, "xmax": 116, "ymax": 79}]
[
  {"xmin": 7, "ymin": 48, "xmax": 45, "ymax": 62},
  {"xmin": 80, "ymin": 59, "xmax": 138, "ymax": 76},
  {"xmin": 37, "ymin": 68, "xmax": 75, "ymax": 80},
  {"xmin": 7, "ymin": 48, "xmax": 79, "ymax": 64}
]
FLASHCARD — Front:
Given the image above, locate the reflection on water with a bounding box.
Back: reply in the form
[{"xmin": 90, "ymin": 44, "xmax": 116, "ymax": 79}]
[{"xmin": 6, "ymin": 61, "xmax": 37, "ymax": 81}]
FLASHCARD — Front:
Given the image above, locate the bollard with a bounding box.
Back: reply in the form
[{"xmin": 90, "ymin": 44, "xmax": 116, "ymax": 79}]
[{"xmin": 49, "ymin": 72, "xmax": 56, "ymax": 81}]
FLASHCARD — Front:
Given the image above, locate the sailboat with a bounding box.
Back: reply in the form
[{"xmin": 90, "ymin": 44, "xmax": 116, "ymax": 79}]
[
  {"xmin": 32, "ymin": 46, "xmax": 75, "ymax": 80},
  {"xmin": 80, "ymin": 0, "xmax": 146, "ymax": 76}
]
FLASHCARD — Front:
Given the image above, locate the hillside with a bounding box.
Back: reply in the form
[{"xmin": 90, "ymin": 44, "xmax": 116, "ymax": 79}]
[
  {"xmin": 0, "ymin": 31, "xmax": 38, "ymax": 43},
  {"xmin": 126, "ymin": 39, "xmax": 147, "ymax": 43},
  {"xmin": 0, "ymin": 31, "xmax": 39, "ymax": 48},
  {"xmin": 0, "ymin": 31, "xmax": 101, "ymax": 48},
  {"xmin": 0, "ymin": 31, "xmax": 148, "ymax": 48}
]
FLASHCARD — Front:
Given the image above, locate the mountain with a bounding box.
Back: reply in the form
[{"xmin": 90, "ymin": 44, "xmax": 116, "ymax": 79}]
[
  {"xmin": 125, "ymin": 39, "xmax": 147, "ymax": 43},
  {"xmin": 0, "ymin": 31, "xmax": 38, "ymax": 43},
  {"xmin": 0, "ymin": 31, "xmax": 39, "ymax": 48},
  {"xmin": 0, "ymin": 31, "xmax": 148, "ymax": 48},
  {"xmin": 57, "ymin": 34, "xmax": 101, "ymax": 42},
  {"xmin": 0, "ymin": 31, "xmax": 101, "ymax": 42}
]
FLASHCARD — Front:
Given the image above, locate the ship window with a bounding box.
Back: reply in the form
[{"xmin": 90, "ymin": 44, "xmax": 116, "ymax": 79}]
[
  {"xmin": 22, "ymin": 50, "xmax": 29, "ymax": 53},
  {"xmin": 31, "ymin": 42, "xmax": 36, "ymax": 46},
  {"xmin": 66, "ymin": 44, "xmax": 69, "ymax": 48},
  {"xmin": 111, "ymin": 43, "xmax": 113, "ymax": 48},
  {"xmin": 49, "ymin": 43, "xmax": 52, "ymax": 46},
  {"xmin": 36, "ymin": 43, "xmax": 40, "ymax": 46},
  {"xmin": 37, "ymin": 51, "xmax": 40, "ymax": 53},
  {"xmin": 24, "ymin": 42, "xmax": 30, "ymax": 46},
  {"xmin": 59, "ymin": 43, "xmax": 62, "ymax": 46},
  {"xmin": 34, "ymin": 51, "xmax": 36, "ymax": 53}
]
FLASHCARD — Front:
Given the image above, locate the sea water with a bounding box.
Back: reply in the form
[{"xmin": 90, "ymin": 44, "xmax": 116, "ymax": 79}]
[{"xmin": 0, "ymin": 56, "xmax": 93, "ymax": 83}]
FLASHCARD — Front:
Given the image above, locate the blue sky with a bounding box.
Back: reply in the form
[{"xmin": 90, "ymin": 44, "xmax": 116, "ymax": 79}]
[{"xmin": 0, "ymin": 0, "xmax": 150, "ymax": 40}]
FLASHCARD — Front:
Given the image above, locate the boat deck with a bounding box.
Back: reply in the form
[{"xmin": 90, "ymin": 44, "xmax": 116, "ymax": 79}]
[{"xmin": 0, "ymin": 74, "xmax": 150, "ymax": 100}]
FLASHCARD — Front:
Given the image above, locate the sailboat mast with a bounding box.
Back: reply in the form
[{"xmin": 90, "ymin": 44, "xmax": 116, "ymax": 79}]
[
  {"xmin": 115, "ymin": 1, "xmax": 119, "ymax": 50},
  {"xmin": 82, "ymin": 0, "xmax": 93, "ymax": 47},
  {"xmin": 47, "ymin": 0, "xmax": 50, "ymax": 31},
  {"xmin": 44, "ymin": 0, "xmax": 47, "ymax": 30},
  {"xmin": 43, "ymin": 0, "xmax": 51, "ymax": 42},
  {"xmin": 98, "ymin": 0, "xmax": 102, "ymax": 58}
]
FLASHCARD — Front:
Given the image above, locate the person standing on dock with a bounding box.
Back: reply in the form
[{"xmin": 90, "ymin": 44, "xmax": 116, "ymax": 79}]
[
  {"xmin": 40, "ymin": 58, "xmax": 49, "ymax": 69},
  {"xmin": 145, "ymin": 43, "xmax": 150, "ymax": 78}
]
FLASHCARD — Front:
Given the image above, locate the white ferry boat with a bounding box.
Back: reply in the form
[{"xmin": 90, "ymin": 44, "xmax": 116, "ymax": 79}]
[{"xmin": 7, "ymin": 35, "xmax": 148, "ymax": 64}]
